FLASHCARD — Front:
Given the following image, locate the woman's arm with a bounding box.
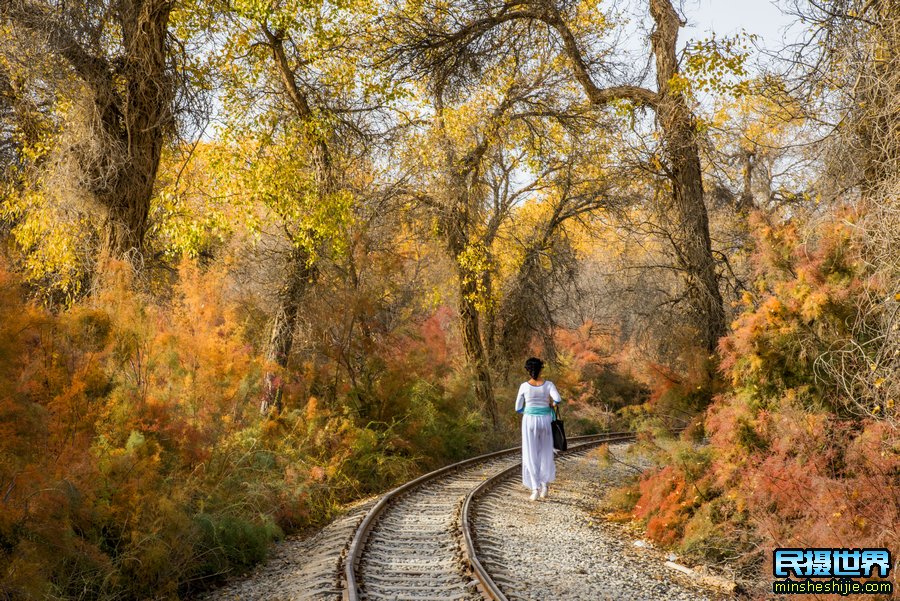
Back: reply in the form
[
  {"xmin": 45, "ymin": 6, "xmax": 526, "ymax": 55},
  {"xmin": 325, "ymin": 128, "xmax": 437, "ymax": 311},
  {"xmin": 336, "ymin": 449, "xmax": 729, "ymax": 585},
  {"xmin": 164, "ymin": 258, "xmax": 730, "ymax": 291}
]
[
  {"xmin": 515, "ymin": 384, "xmax": 526, "ymax": 413},
  {"xmin": 548, "ymin": 381, "xmax": 562, "ymax": 405}
]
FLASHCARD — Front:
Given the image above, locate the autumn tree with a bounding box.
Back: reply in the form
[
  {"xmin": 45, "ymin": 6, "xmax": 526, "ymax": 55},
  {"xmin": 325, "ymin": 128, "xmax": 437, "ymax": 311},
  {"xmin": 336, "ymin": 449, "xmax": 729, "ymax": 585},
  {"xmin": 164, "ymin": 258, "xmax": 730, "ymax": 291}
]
[
  {"xmin": 0, "ymin": 0, "xmax": 187, "ymax": 264},
  {"xmin": 782, "ymin": 0, "xmax": 900, "ymax": 196},
  {"xmin": 780, "ymin": 0, "xmax": 900, "ymax": 424},
  {"xmin": 402, "ymin": 85, "xmax": 524, "ymax": 429},
  {"xmin": 211, "ymin": 0, "xmax": 383, "ymax": 413},
  {"xmin": 704, "ymin": 93, "xmax": 818, "ymax": 214},
  {"xmin": 385, "ymin": 27, "xmax": 620, "ymax": 422},
  {"xmin": 383, "ymin": 0, "xmax": 727, "ymax": 353},
  {"xmin": 495, "ymin": 123, "xmax": 621, "ymax": 371}
]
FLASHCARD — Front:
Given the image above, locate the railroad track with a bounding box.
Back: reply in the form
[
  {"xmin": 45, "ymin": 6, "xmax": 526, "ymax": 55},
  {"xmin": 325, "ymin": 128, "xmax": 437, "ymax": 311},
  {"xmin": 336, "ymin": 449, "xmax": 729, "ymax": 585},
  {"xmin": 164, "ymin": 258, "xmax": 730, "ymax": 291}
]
[
  {"xmin": 462, "ymin": 435, "xmax": 637, "ymax": 601},
  {"xmin": 342, "ymin": 431, "xmax": 638, "ymax": 601}
]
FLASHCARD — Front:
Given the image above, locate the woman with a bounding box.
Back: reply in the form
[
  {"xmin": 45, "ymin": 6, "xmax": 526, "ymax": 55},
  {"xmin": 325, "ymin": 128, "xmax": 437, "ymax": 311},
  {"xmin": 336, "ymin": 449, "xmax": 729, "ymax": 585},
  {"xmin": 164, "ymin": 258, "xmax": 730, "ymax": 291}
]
[{"xmin": 514, "ymin": 357, "xmax": 562, "ymax": 501}]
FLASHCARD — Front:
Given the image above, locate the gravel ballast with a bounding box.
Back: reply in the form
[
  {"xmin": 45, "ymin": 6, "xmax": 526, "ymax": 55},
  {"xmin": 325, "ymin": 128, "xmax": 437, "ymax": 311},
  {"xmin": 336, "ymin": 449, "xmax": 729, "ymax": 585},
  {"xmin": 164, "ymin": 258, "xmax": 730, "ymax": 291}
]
[
  {"xmin": 197, "ymin": 441, "xmax": 733, "ymax": 601},
  {"xmin": 471, "ymin": 443, "xmax": 731, "ymax": 601},
  {"xmin": 196, "ymin": 497, "xmax": 375, "ymax": 601}
]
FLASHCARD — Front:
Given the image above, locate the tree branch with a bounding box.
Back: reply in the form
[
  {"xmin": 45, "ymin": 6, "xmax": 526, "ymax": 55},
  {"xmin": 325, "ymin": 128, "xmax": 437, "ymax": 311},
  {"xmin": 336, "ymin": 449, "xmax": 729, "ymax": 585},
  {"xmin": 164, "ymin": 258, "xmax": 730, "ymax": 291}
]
[
  {"xmin": 406, "ymin": 1, "xmax": 659, "ymax": 109},
  {"xmin": 260, "ymin": 23, "xmax": 314, "ymax": 120},
  {"xmin": 535, "ymin": 3, "xmax": 659, "ymax": 108},
  {"xmin": 1, "ymin": 0, "xmax": 111, "ymax": 87}
]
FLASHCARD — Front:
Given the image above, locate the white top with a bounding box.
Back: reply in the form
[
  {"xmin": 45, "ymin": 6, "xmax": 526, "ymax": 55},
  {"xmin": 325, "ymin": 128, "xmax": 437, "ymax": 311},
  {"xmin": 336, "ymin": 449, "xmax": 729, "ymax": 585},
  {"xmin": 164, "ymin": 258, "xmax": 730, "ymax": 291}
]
[{"xmin": 515, "ymin": 380, "xmax": 562, "ymax": 412}]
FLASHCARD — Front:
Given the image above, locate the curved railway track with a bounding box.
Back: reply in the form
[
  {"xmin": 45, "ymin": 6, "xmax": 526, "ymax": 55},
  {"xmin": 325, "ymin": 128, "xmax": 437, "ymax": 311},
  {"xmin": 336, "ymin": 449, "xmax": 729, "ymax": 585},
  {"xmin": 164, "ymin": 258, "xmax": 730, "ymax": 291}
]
[
  {"xmin": 461, "ymin": 435, "xmax": 637, "ymax": 601},
  {"xmin": 343, "ymin": 431, "xmax": 638, "ymax": 601}
]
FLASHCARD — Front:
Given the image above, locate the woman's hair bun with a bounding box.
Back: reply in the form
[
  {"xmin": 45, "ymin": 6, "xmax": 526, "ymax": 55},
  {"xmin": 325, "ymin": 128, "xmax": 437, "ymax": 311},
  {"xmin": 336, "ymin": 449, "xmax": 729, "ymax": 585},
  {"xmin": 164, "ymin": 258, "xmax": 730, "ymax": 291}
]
[{"xmin": 524, "ymin": 357, "xmax": 544, "ymax": 379}]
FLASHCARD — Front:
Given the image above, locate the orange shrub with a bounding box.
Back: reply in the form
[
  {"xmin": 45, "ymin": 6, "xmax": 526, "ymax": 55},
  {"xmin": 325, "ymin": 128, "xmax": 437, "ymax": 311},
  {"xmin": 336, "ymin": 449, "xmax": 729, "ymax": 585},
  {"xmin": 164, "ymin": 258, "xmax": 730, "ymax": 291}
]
[
  {"xmin": 613, "ymin": 207, "xmax": 900, "ymax": 595},
  {"xmin": 0, "ymin": 255, "xmax": 492, "ymax": 599}
]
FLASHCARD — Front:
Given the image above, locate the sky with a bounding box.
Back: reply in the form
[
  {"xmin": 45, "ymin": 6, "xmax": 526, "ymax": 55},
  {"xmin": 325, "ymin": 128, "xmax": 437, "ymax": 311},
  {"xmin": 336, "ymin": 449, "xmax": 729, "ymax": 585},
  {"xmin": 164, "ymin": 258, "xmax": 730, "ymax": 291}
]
[
  {"xmin": 681, "ymin": 0, "xmax": 798, "ymax": 51},
  {"xmin": 606, "ymin": 0, "xmax": 802, "ymax": 85}
]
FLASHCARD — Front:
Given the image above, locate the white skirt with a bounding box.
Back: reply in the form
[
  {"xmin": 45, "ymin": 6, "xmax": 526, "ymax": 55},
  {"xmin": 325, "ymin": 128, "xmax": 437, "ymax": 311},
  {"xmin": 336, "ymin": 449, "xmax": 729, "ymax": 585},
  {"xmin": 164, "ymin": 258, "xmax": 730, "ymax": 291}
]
[{"xmin": 521, "ymin": 413, "xmax": 556, "ymax": 490}]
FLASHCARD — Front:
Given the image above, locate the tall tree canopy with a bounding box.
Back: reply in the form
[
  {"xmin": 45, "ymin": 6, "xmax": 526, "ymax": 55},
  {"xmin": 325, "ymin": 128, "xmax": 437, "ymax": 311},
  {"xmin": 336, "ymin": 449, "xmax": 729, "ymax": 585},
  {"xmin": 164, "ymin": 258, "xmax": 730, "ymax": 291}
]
[{"xmin": 381, "ymin": 0, "xmax": 727, "ymax": 352}]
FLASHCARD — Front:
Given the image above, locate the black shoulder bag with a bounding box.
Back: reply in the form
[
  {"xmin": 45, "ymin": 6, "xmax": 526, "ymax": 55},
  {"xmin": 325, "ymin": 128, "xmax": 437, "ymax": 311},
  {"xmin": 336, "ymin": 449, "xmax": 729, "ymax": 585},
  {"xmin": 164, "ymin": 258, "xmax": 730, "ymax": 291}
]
[{"xmin": 551, "ymin": 403, "xmax": 567, "ymax": 451}]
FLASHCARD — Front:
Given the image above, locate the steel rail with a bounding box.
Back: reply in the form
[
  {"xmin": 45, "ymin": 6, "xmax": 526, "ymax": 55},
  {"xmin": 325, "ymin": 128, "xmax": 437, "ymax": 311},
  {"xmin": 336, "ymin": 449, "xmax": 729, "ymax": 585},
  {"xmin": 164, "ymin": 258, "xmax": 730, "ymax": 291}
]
[
  {"xmin": 342, "ymin": 431, "xmax": 635, "ymax": 601},
  {"xmin": 460, "ymin": 433, "xmax": 639, "ymax": 600}
]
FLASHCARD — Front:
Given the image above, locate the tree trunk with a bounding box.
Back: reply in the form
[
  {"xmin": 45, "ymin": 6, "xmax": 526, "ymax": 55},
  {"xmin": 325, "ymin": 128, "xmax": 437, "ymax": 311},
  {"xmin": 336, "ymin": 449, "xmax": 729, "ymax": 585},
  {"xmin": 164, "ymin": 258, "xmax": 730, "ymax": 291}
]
[
  {"xmin": 259, "ymin": 29, "xmax": 336, "ymax": 414},
  {"xmin": 649, "ymin": 0, "xmax": 726, "ymax": 353},
  {"xmin": 88, "ymin": 0, "xmax": 172, "ymax": 262},
  {"xmin": 446, "ymin": 214, "xmax": 500, "ymax": 429},
  {"xmin": 105, "ymin": 0, "xmax": 172, "ymax": 257},
  {"xmin": 431, "ymin": 89, "xmax": 503, "ymax": 429},
  {"xmin": 99, "ymin": 107, "xmax": 165, "ymax": 259},
  {"xmin": 101, "ymin": 199, "xmax": 152, "ymax": 260},
  {"xmin": 482, "ymin": 269, "xmax": 502, "ymax": 371},
  {"xmin": 261, "ymin": 245, "xmax": 314, "ymax": 414},
  {"xmin": 740, "ymin": 150, "xmax": 755, "ymax": 211},
  {"xmin": 855, "ymin": 0, "xmax": 900, "ymax": 198},
  {"xmin": 6, "ymin": 0, "xmax": 175, "ymax": 264},
  {"xmin": 459, "ymin": 273, "xmax": 500, "ymax": 429}
]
